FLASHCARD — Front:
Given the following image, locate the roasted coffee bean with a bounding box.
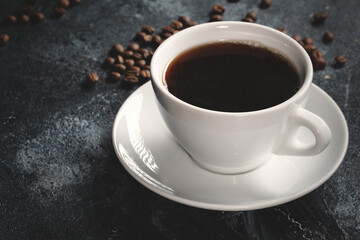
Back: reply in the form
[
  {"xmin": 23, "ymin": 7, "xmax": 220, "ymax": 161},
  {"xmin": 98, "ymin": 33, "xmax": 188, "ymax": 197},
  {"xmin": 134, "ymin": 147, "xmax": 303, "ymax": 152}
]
[
  {"xmin": 21, "ymin": 4, "xmax": 33, "ymax": 14},
  {"xmin": 104, "ymin": 57, "xmax": 115, "ymax": 66},
  {"xmin": 135, "ymin": 31, "xmax": 146, "ymax": 41},
  {"xmin": 128, "ymin": 66, "xmax": 141, "ymax": 72},
  {"xmin": 312, "ymin": 57, "xmax": 326, "ymax": 70},
  {"xmin": 152, "ymin": 35, "xmax": 162, "ymax": 46},
  {"xmin": 335, "ymin": 55, "xmax": 347, "ymax": 65},
  {"xmin": 141, "ymin": 25, "xmax": 155, "ymax": 34},
  {"xmin": 138, "ymin": 48, "xmax": 150, "ymax": 59},
  {"xmin": 242, "ymin": 17, "xmax": 254, "ymax": 23},
  {"xmin": 108, "ymin": 72, "xmax": 121, "ymax": 82},
  {"xmin": 304, "ymin": 44, "xmax": 316, "ymax": 54},
  {"xmin": 245, "ymin": 11, "xmax": 257, "ymax": 21},
  {"xmin": 4, "ymin": 15, "xmax": 17, "ymax": 24},
  {"xmin": 124, "ymin": 75, "xmax": 139, "ymax": 84},
  {"xmin": 136, "ymin": 59, "xmax": 146, "ymax": 68},
  {"xmin": 112, "ymin": 43, "xmax": 124, "ymax": 55},
  {"xmin": 125, "ymin": 69, "xmax": 140, "ymax": 77},
  {"xmin": 323, "ymin": 31, "xmax": 334, "ymax": 43},
  {"xmin": 311, "ymin": 50, "xmax": 323, "ymax": 59},
  {"xmin": 122, "ymin": 50, "xmax": 133, "ymax": 58},
  {"xmin": 276, "ymin": 27, "xmax": 288, "ymax": 34},
  {"xmin": 184, "ymin": 21, "xmax": 197, "ymax": 28},
  {"xmin": 212, "ymin": 4, "xmax": 226, "ymax": 14},
  {"xmin": 161, "ymin": 32, "xmax": 172, "ymax": 39},
  {"xmin": 128, "ymin": 43, "xmax": 140, "ymax": 51},
  {"xmin": 116, "ymin": 55, "xmax": 124, "ymax": 64},
  {"xmin": 20, "ymin": 14, "xmax": 30, "ymax": 24},
  {"xmin": 303, "ymin": 37, "xmax": 314, "ymax": 45},
  {"xmin": 178, "ymin": 16, "xmax": 191, "ymax": 24},
  {"xmin": 70, "ymin": 0, "xmax": 82, "ymax": 6},
  {"xmin": 58, "ymin": 0, "xmax": 70, "ymax": 8},
  {"xmin": 132, "ymin": 52, "xmax": 143, "ymax": 60},
  {"xmin": 143, "ymin": 34, "xmax": 152, "ymax": 43},
  {"xmin": 260, "ymin": 0, "xmax": 272, "ymax": 8},
  {"xmin": 143, "ymin": 65, "xmax": 150, "ymax": 70},
  {"xmin": 210, "ymin": 14, "xmax": 223, "ymax": 21},
  {"xmin": 53, "ymin": 7, "xmax": 66, "ymax": 18},
  {"xmin": 32, "ymin": 12, "xmax": 45, "ymax": 22},
  {"xmin": 170, "ymin": 21, "xmax": 183, "ymax": 30},
  {"xmin": 0, "ymin": 34, "xmax": 10, "ymax": 46},
  {"xmin": 314, "ymin": 12, "xmax": 328, "ymax": 23},
  {"xmin": 86, "ymin": 72, "xmax": 99, "ymax": 83},
  {"xmin": 113, "ymin": 63, "xmax": 126, "ymax": 73},
  {"xmin": 162, "ymin": 26, "xmax": 176, "ymax": 34},
  {"xmin": 140, "ymin": 69, "xmax": 151, "ymax": 79},
  {"xmin": 125, "ymin": 59, "xmax": 135, "ymax": 67},
  {"xmin": 292, "ymin": 35, "xmax": 302, "ymax": 43}
]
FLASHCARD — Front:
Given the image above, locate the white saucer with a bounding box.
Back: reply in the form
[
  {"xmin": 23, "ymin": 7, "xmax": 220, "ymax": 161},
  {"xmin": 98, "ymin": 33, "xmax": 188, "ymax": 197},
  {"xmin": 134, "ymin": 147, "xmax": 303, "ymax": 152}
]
[{"xmin": 112, "ymin": 82, "xmax": 348, "ymax": 211}]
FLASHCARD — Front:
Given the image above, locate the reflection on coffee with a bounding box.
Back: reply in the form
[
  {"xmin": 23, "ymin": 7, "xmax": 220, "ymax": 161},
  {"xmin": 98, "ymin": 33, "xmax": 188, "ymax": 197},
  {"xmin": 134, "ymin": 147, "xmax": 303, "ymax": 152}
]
[{"xmin": 165, "ymin": 41, "xmax": 301, "ymax": 112}]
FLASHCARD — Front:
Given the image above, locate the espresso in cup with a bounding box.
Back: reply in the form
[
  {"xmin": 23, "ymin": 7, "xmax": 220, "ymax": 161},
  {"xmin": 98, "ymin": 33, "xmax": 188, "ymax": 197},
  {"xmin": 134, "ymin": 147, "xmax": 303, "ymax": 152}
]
[{"xmin": 165, "ymin": 41, "xmax": 302, "ymax": 112}]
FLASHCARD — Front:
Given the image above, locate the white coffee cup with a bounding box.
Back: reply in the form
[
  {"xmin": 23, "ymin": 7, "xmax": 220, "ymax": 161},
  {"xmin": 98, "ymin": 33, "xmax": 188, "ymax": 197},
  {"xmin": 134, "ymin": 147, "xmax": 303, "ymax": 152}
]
[{"xmin": 151, "ymin": 21, "xmax": 331, "ymax": 174}]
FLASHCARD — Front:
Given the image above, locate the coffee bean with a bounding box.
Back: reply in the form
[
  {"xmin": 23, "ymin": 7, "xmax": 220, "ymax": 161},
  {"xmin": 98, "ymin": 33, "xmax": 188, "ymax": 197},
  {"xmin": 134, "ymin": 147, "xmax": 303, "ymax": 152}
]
[
  {"xmin": 178, "ymin": 16, "xmax": 191, "ymax": 24},
  {"xmin": 4, "ymin": 15, "xmax": 17, "ymax": 24},
  {"xmin": 0, "ymin": 34, "xmax": 10, "ymax": 46},
  {"xmin": 292, "ymin": 35, "xmax": 302, "ymax": 43},
  {"xmin": 304, "ymin": 44, "xmax": 316, "ymax": 54},
  {"xmin": 210, "ymin": 14, "xmax": 223, "ymax": 21},
  {"xmin": 312, "ymin": 57, "xmax": 326, "ymax": 70},
  {"xmin": 58, "ymin": 0, "xmax": 70, "ymax": 8},
  {"xmin": 125, "ymin": 59, "xmax": 135, "ymax": 67},
  {"xmin": 151, "ymin": 35, "xmax": 162, "ymax": 47},
  {"xmin": 242, "ymin": 17, "xmax": 254, "ymax": 23},
  {"xmin": 125, "ymin": 69, "xmax": 140, "ymax": 77},
  {"xmin": 184, "ymin": 21, "xmax": 197, "ymax": 28},
  {"xmin": 128, "ymin": 65, "xmax": 141, "ymax": 72},
  {"xmin": 138, "ymin": 48, "xmax": 150, "ymax": 59},
  {"xmin": 116, "ymin": 55, "xmax": 124, "ymax": 64},
  {"xmin": 276, "ymin": 27, "xmax": 288, "ymax": 34},
  {"xmin": 161, "ymin": 32, "xmax": 172, "ymax": 39},
  {"xmin": 212, "ymin": 4, "xmax": 226, "ymax": 14},
  {"xmin": 136, "ymin": 59, "xmax": 146, "ymax": 68},
  {"xmin": 141, "ymin": 25, "xmax": 155, "ymax": 34},
  {"xmin": 135, "ymin": 31, "xmax": 146, "ymax": 41},
  {"xmin": 112, "ymin": 43, "xmax": 124, "ymax": 55},
  {"xmin": 311, "ymin": 50, "xmax": 323, "ymax": 59},
  {"xmin": 70, "ymin": 0, "xmax": 82, "ymax": 6},
  {"xmin": 170, "ymin": 21, "xmax": 183, "ymax": 30},
  {"xmin": 303, "ymin": 37, "xmax": 314, "ymax": 45},
  {"xmin": 132, "ymin": 52, "xmax": 143, "ymax": 60},
  {"xmin": 162, "ymin": 26, "xmax": 176, "ymax": 34},
  {"xmin": 123, "ymin": 76, "xmax": 139, "ymax": 84},
  {"xmin": 108, "ymin": 72, "xmax": 121, "ymax": 82},
  {"xmin": 21, "ymin": 4, "xmax": 33, "ymax": 14},
  {"xmin": 245, "ymin": 11, "xmax": 257, "ymax": 21},
  {"xmin": 335, "ymin": 55, "xmax": 347, "ymax": 65},
  {"xmin": 143, "ymin": 34, "xmax": 152, "ymax": 43},
  {"xmin": 314, "ymin": 12, "xmax": 328, "ymax": 23},
  {"xmin": 143, "ymin": 65, "xmax": 150, "ymax": 70},
  {"xmin": 128, "ymin": 43, "xmax": 140, "ymax": 51},
  {"xmin": 122, "ymin": 50, "xmax": 133, "ymax": 58},
  {"xmin": 86, "ymin": 72, "xmax": 99, "ymax": 83},
  {"xmin": 260, "ymin": 0, "xmax": 272, "ymax": 8},
  {"xmin": 113, "ymin": 64, "xmax": 126, "ymax": 73},
  {"xmin": 20, "ymin": 14, "xmax": 30, "ymax": 24},
  {"xmin": 53, "ymin": 7, "xmax": 66, "ymax": 18},
  {"xmin": 323, "ymin": 31, "xmax": 334, "ymax": 43},
  {"xmin": 32, "ymin": 12, "xmax": 45, "ymax": 22},
  {"xmin": 140, "ymin": 69, "xmax": 151, "ymax": 79},
  {"xmin": 104, "ymin": 57, "xmax": 115, "ymax": 66}
]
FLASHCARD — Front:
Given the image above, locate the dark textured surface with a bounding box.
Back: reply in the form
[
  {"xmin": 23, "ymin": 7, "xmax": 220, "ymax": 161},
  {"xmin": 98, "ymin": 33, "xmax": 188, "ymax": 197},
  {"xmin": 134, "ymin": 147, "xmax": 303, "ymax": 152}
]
[{"xmin": 0, "ymin": 0, "xmax": 359, "ymax": 239}]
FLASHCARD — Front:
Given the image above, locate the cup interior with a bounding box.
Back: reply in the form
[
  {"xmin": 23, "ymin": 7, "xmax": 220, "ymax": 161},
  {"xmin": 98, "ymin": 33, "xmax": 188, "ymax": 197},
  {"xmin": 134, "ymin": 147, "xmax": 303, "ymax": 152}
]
[{"xmin": 151, "ymin": 21, "xmax": 313, "ymax": 113}]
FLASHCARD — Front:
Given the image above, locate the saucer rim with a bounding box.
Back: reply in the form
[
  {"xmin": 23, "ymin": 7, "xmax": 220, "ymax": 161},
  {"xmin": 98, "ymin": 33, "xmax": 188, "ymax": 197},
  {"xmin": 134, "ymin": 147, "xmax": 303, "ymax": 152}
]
[{"xmin": 112, "ymin": 82, "xmax": 349, "ymax": 211}]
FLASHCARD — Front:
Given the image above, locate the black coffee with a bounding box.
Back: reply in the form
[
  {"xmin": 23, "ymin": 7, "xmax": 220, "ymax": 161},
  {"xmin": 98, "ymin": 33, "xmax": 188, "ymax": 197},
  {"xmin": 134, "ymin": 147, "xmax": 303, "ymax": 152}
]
[{"xmin": 165, "ymin": 41, "xmax": 301, "ymax": 112}]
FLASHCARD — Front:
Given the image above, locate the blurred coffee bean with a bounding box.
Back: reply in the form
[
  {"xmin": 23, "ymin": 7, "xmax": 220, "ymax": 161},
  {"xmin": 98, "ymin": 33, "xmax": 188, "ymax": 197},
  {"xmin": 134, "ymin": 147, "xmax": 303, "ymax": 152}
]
[
  {"xmin": 323, "ymin": 31, "xmax": 334, "ymax": 43},
  {"xmin": 210, "ymin": 14, "xmax": 223, "ymax": 21},
  {"xmin": 245, "ymin": 11, "xmax": 257, "ymax": 21},
  {"xmin": 108, "ymin": 72, "xmax": 121, "ymax": 82},
  {"xmin": 0, "ymin": 34, "xmax": 10, "ymax": 46},
  {"xmin": 212, "ymin": 4, "xmax": 226, "ymax": 14},
  {"xmin": 86, "ymin": 72, "xmax": 99, "ymax": 83},
  {"xmin": 260, "ymin": 0, "xmax": 272, "ymax": 8},
  {"xmin": 170, "ymin": 21, "xmax": 183, "ymax": 30},
  {"xmin": 303, "ymin": 37, "xmax": 314, "ymax": 45}
]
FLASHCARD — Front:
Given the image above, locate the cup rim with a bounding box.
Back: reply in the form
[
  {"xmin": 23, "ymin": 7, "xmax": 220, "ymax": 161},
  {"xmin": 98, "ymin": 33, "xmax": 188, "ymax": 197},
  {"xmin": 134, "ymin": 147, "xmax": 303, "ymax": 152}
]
[{"xmin": 151, "ymin": 21, "xmax": 313, "ymax": 116}]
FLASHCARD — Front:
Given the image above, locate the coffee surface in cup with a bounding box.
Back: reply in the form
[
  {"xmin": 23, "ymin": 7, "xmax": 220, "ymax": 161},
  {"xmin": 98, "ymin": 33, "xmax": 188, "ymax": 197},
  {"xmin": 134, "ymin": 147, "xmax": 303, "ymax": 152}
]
[{"xmin": 165, "ymin": 41, "xmax": 301, "ymax": 112}]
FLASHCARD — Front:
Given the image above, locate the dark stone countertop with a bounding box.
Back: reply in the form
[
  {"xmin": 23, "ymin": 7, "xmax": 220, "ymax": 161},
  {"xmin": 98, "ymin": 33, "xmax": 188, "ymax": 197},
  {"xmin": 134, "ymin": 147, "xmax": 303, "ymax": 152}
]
[{"xmin": 0, "ymin": 0, "xmax": 359, "ymax": 239}]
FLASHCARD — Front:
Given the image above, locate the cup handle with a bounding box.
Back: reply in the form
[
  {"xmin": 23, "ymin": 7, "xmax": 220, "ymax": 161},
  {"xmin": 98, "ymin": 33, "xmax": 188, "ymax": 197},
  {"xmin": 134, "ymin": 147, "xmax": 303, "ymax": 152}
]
[{"xmin": 274, "ymin": 107, "xmax": 332, "ymax": 156}]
